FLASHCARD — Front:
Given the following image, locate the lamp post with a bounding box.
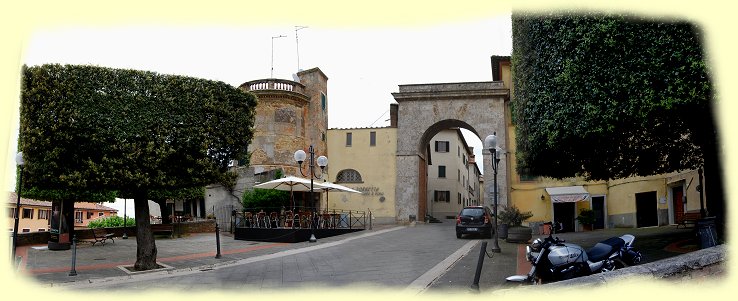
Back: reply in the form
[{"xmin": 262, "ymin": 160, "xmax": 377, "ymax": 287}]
[
  {"xmin": 294, "ymin": 145, "xmax": 327, "ymax": 243},
  {"xmin": 122, "ymin": 199, "xmax": 128, "ymax": 239},
  {"xmin": 697, "ymin": 167, "xmax": 706, "ymax": 218},
  {"xmin": 12, "ymin": 152, "xmax": 25, "ymax": 264},
  {"xmin": 484, "ymin": 133, "xmax": 502, "ymax": 253}
]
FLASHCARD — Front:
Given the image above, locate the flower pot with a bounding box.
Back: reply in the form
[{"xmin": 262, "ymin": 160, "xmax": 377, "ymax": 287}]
[
  {"xmin": 506, "ymin": 226, "xmax": 532, "ymax": 244},
  {"xmin": 497, "ymin": 223, "xmax": 509, "ymax": 239}
]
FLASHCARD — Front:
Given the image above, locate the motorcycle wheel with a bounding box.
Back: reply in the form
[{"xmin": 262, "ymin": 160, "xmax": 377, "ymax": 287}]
[{"xmin": 600, "ymin": 260, "xmax": 616, "ymax": 272}]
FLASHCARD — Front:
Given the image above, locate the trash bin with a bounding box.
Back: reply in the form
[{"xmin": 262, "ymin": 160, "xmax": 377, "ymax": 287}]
[{"xmin": 697, "ymin": 217, "xmax": 718, "ymax": 249}]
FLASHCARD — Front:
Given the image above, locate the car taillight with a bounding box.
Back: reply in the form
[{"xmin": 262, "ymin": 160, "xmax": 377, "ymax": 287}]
[
  {"xmin": 485, "ymin": 216, "xmax": 489, "ymax": 224},
  {"xmin": 456, "ymin": 216, "xmax": 461, "ymax": 224}
]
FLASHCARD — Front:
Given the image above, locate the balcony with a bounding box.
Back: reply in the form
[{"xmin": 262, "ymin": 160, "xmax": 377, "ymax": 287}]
[
  {"xmin": 240, "ymin": 78, "xmax": 309, "ymax": 103},
  {"xmin": 242, "ymin": 78, "xmax": 306, "ymax": 95}
]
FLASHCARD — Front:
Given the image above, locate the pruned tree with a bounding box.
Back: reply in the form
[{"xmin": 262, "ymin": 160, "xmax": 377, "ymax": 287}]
[
  {"xmin": 20, "ymin": 64, "xmax": 257, "ymax": 270},
  {"xmin": 511, "ymin": 13, "xmax": 723, "ymax": 235}
]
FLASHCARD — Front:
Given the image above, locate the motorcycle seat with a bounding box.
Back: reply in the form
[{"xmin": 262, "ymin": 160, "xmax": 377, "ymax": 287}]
[{"xmin": 586, "ymin": 237, "xmax": 625, "ymax": 262}]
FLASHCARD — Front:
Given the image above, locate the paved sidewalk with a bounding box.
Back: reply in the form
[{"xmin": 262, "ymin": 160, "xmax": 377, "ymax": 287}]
[{"xmin": 17, "ymin": 224, "xmax": 401, "ymax": 286}]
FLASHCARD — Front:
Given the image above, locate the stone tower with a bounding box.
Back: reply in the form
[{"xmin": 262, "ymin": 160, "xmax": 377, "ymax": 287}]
[{"xmin": 239, "ymin": 67, "xmax": 328, "ymax": 177}]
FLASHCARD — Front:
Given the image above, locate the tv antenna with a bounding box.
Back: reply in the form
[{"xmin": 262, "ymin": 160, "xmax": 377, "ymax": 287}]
[
  {"xmin": 295, "ymin": 26, "xmax": 308, "ymax": 71},
  {"xmin": 271, "ymin": 35, "xmax": 287, "ymax": 78}
]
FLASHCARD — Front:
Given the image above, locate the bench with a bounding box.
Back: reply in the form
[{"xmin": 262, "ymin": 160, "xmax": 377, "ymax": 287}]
[
  {"xmin": 151, "ymin": 223, "xmax": 174, "ymax": 238},
  {"xmin": 91, "ymin": 228, "xmax": 114, "ymax": 246},
  {"xmin": 676, "ymin": 212, "xmax": 702, "ymax": 229}
]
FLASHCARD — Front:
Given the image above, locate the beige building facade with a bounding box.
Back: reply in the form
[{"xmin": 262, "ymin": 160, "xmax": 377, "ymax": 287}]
[
  {"xmin": 7, "ymin": 192, "xmax": 117, "ymax": 233},
  {"xmin": 326, "ymin": 126, "xmax": 397, "ymax": 224},
  {"xmin": 426, "ymin": 129, "xmax": 483, "ymax": 219}
]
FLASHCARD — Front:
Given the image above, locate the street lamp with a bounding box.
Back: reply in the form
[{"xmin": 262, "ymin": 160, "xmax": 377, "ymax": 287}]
[
  {"xmin": 122, "ymin": 199, "xmax": 128, "ymax": 239},
  {"xmin": 294, "ymin": 145, "xmax": 327, "ymax": 243},
  {"xmin": 484, "ymin": 133, "xmax": 502, "ymax": 253},
  {"xmin": 12, "ymin": 152, "xmax": 25, "ymax": 263}
]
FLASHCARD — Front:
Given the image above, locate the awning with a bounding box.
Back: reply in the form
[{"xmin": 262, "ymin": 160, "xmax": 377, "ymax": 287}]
[{"xmin": 545, "ymin": 186, "xmax": 590, "ymax": 203}]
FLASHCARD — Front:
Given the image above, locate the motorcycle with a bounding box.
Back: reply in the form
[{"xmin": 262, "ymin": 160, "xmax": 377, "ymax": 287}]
[{"xmin": 506, "ymin": 234, "xmax": 643, "ymax": 284}]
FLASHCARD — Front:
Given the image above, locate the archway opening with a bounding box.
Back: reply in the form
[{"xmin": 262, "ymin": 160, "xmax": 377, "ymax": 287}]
[{"xmin": 419, "ymin": 119, "xmax": 484, "ymax": 222}]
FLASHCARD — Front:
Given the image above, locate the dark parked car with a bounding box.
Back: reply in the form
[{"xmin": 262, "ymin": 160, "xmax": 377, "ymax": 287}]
[{"xmin": 456, "ymin": 206, "xmax": 493, "ymax": 238}]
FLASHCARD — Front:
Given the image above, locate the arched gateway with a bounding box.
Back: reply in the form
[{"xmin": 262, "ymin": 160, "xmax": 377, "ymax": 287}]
[{"xmin": 392, "ymin": 82, "xmax": 510, "ymax": 222}]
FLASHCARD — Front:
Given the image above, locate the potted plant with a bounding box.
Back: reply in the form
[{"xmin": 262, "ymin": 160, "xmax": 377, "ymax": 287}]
[
  {"xmin": 498, "ymin": 205, "xmax": 534, "ymax": 243},
  {"xmin": 576, "ymin": 209, "xmax": 596, "ymax": 231}
]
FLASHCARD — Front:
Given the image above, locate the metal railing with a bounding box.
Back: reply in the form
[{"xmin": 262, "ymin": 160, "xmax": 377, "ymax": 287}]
[
  {"xmin": 232, "ymin": 207, "xmax": 366, "ymax": 230},
  {"xmin": 242, "ymin": 78, "xmax": 306, "ymax": 95}
]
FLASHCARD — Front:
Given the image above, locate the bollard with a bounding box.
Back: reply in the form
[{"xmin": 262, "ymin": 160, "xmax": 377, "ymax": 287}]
[
  {"xmin": 215, "ymin": 222, "xmax": 222, "ymax": 259},
  {"xmin": 470, "ymin": 241, "xmax": 488, "ymax": 291},
  {"xmin": 69, "ymin": 234, "xmax": 78, "ymax": 276}
]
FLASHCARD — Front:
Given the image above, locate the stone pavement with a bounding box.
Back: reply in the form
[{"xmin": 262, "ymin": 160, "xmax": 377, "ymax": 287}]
[{"xmin": 12, "ymin": 221, "xmax": 698, "ymax": 294}]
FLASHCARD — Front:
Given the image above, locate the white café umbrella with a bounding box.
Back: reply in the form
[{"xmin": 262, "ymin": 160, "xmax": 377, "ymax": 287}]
[
  {"xmin": 314, "ymin": 181, "xmax": 362, "ymax": 211},
  {"xmin": 253, "ymin": 176, "xmax": 327, "ymax": 211}
]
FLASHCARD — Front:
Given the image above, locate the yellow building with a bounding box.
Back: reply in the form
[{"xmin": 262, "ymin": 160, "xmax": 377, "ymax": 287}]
[
  {"xmin": 492, "ymin": 56, "xmax": 706, "ymax": 231},
  {"xmin": 326, "ymin": 123, "xmax": 397, "ymax": 224}
]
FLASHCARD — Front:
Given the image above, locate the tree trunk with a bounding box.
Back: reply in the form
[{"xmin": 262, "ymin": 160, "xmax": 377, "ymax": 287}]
[{"xmin": 133, "ymin": 195, "xmax": 158, "ymax": 271}]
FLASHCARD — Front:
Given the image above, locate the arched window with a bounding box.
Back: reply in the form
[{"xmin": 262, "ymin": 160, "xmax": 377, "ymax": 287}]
[{"xmin": 336, "ymin": 169, "xmax": 363, "ymax": 183}]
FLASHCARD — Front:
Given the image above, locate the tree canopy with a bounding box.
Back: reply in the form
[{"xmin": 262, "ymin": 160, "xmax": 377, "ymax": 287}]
[
  {"xmin": 20, "ymin": 64, "xmax": 256, "ymax": 194},
  {"xmin": 511, "ymin": 13, "xmax": 715, "ymax": 180},
  {"xmin": 511, "ymin": 13, "xmax": 724, "ymax": 237},
  {"xmin": 20, "ymin": 64, "xmax": 258, "ymax": 269}
]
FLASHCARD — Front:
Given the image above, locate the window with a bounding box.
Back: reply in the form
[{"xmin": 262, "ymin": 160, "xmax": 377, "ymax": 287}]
[
  {"xmin": 458, "ymin": 193, "xmax": 462, "ymax": 204},
  {"xmin": 434, "ymin": 190, "xmax": 450, "ymax": 203},
  {"xmin": 8, "ymin": 208, "xmax": 15, "ymax": 218},
  {"xmin": 321, "ymin": 93, "xmax": 327, "ymax": 111},
  {"xmin": 370, "ymin": 131, "xmax": 376, "ymax": 146},
  {"xmin": 438, "ymin": 165, "xmax": 446, "ymax": 178},
  {"xmin": 87, "ymin": 211, "xmax": 94, "ymax": 219},
  {"xmin": 321, "ymin": 132, "xmax": 326, "ymax": 141},
  {"xmin": 99, "ymin": 212, "xmax": 105, "ymax": 217},
  {"xmin": 22, "ymin": 208, "xmax": 33, "ymax": 219},
  {"xmin": 435, "ymin": 141, "xmax": 449, "ymax": 152},
  {"xmin": 458, "ymin": 169, "xmax": 460, "ymax": 182},
  {"xmin": 22, "ymin": 228, "xmax": 30, "ymax": 233},
  {"xmin": 336, "ymin": 169, "xmax": 363, "ymax": 183},
  {"xmin": 38, "ymin": 209, "xmax": 50, "ymax": 220},
  {"xmin": 75, "ymin": 211, "xmax": 83, "ymax": 223},
  {"xmin": 346, "ymin": 132, "xmax": 352, "ymax": 146},
  {"xmin": 38, "ymin": 228, "xmax": 46, "ymax": 232}
]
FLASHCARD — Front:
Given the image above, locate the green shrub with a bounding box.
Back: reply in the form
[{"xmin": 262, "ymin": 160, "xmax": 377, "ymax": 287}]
[
  {"xmin": 497, "ymin": 205, "xmax": 533, "ymax": 227},
  {"xmin": 242, "ymin": 189, "xmax": 290, "ymax": 211},
  {"xmin": 87, "ymin": 215, "xmax": 135, "ymax": 229}
]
